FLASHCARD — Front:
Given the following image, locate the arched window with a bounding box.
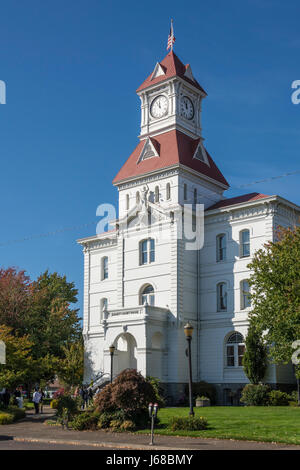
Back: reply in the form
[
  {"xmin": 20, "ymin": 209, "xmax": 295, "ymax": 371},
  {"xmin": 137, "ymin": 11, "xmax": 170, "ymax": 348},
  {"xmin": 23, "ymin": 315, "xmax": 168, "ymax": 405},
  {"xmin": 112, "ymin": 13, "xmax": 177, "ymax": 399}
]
[
  {"xmin": 240, "ymin": 280, "xmax": 251, "ymax": 309},
  {"xmin": 102, "ymin": 256, "xmax": 108, "ymax": 280},
  {"xmin": 193, "ymin": 188, "xmax": 197, "ymax": 204},
  {"xmin": 184, "ymin": 183, "xmax": 187, "ymax": 200},
  {"xmin": 100, "ymin": 298, "xmax": 108, "ymax": 321},
  {"xmin": 155, "ymin": 186, "xmax": 159, "ymax": 203},
  {"xmin": 140, "ymin": 239, "xmax": 155, "ymax": 265},
  {"xmin": 240, "ymin": 229, "xmax": 250, "ymax": 258},
  {"xmin": 166, "ymin": 183, "xmax": 171, "ymax": 200},
  {"xmin": 226, "ymin": 332, "xmax": 245, "ymax": 367},
  {"xmin": 140, "ymin": 285, "xmax": 155, "ymax": 306},
  {"xmin": 136, "ymin": 191, "xmax": 140, "ymax": 204},
  {"xmin": 126, "ymin": 194, "xmax": 129, "ymax": 211},
  {"xmin": 217, "ymin": 282, "xmax": 227, "ymax": 311},
  {"xmin": 216, "ymin": 234, "xmax": 227, "ymax": 262}
]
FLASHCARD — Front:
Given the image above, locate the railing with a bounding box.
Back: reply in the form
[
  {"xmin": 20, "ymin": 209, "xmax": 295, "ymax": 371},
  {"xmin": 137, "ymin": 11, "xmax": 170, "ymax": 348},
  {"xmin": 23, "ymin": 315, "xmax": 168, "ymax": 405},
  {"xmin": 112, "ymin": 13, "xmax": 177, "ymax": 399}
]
[{"xmin": 104, "ymin": 305, "xmax": 169, "ymax": 321}]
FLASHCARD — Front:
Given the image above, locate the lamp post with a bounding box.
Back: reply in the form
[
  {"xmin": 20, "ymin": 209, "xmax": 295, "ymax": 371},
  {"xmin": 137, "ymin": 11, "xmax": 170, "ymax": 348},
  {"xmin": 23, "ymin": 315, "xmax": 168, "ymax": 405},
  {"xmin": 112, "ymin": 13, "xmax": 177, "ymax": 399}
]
[
  {"xmin": 109, "ymin": 345, "xmax": 115, "ymax": 384},
  {"xmin": 184, "ymin": 322, "xmax": 194, "ymax": 416}
]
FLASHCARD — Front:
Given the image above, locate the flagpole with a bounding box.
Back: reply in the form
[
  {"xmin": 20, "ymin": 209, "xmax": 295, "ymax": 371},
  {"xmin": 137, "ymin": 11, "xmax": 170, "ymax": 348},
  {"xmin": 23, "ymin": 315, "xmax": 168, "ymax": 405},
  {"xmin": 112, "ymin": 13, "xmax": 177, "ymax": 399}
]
[{"xmin": 171, "ymin": 19, "xmax": 174, "ymax": 51}]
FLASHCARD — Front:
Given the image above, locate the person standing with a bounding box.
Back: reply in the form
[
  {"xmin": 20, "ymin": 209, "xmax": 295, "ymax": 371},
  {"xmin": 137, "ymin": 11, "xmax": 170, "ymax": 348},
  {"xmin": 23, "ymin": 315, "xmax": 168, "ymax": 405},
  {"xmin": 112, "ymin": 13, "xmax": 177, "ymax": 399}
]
[
  {"xmin": 39, "ymin": 388, "xmax": 45, "ymax": 414},
  {"xmin": 32, "ymin": 389, "xmax": 42, "ymax": 414}
]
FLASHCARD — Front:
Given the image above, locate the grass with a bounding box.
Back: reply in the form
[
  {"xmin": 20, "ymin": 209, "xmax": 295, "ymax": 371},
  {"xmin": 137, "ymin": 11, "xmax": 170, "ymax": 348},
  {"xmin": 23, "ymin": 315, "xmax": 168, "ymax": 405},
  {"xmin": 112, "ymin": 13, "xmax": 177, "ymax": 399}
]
[{"xmin": 137, "ymin": 406, "xmax": 300, "ymax": 445}]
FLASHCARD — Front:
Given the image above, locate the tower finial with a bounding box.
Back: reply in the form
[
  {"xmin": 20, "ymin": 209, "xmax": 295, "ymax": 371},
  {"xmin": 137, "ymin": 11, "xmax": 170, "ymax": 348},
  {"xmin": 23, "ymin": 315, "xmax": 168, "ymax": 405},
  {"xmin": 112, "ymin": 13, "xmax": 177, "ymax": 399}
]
[{"xmin": 167, "ymin": 19, "xmax": 175, "ymax": 52}]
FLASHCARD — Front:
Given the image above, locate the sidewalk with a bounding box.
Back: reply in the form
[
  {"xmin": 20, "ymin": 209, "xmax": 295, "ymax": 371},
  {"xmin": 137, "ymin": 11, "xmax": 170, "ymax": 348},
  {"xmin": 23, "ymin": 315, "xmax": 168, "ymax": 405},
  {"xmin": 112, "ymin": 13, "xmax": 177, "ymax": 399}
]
[{"xmin": 0, "ymin": 407, "xmax": 300, "ymax": 450}]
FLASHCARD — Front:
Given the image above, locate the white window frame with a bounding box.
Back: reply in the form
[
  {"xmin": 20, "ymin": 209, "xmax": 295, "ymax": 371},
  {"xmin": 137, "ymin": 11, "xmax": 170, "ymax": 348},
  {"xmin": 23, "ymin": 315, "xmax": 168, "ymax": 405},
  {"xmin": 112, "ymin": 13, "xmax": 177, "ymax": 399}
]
[
  {"xmin": 225, "ymin": 332, "xmax": 245, "ymax": 368},
  {"xmin": 216, "ymin": 234, "xmax": 227, "ymax": 262},
  {"xmin": 140, "ymin": 285, "xmax": 155, "ymax": 306},
  {"xmin": 102, "ymin": 256, "xmax": 108, "ymax": 280},
  {"xmin": 240, "ymin": 229, "xmax": 250, "ymax": 258},
  {"xmin": 140, "ymin": 239, "xmax": 155, "ymax": 265}
]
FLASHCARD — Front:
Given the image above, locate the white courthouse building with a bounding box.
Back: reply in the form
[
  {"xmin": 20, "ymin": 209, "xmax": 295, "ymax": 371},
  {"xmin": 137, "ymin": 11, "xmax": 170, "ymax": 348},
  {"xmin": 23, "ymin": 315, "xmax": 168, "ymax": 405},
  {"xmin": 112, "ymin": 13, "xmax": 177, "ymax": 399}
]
[{"xmin": 78, "ymin": 50, "xmax": 299, "ymax": 404}]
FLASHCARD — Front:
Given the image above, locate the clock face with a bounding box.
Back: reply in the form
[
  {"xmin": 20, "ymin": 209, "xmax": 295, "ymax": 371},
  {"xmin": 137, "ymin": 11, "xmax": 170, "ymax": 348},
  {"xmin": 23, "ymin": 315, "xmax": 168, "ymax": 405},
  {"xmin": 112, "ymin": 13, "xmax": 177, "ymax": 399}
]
[
  {"xmin": 181, "ymin": 96, "xmax": 194, "ymax": 120},
  {"xmin": 150, "ymin": 95, "xmax": 168, "ymax": 119}
]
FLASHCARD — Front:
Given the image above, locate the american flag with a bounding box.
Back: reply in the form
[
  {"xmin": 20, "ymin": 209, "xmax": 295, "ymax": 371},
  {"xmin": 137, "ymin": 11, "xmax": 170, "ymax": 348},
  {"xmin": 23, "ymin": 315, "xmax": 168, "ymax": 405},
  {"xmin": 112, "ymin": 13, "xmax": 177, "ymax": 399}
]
[{"xmin": 167, "ymin": 19, "xmax": 175, "ymax": 50}]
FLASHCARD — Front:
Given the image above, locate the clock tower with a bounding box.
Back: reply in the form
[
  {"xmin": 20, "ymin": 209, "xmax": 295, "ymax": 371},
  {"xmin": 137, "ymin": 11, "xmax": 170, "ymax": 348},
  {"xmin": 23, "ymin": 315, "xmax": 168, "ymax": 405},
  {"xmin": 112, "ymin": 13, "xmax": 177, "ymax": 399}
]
[
  {"xmin": 137, "ymin": 51, "xmax": 207, "ymax": 140},
  {"xmin": 113, "ymin": 50, "xmax": 229, "ymax": 217}
]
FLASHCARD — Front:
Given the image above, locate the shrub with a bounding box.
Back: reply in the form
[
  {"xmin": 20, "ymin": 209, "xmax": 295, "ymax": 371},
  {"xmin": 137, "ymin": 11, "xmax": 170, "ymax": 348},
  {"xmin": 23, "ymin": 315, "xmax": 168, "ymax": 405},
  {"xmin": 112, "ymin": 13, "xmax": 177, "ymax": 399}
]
[
  {"xmin": 240, "ymin": 384, "xmax": 270, "ymax": 406},
  {"xmin": 97, "ymin": 410, "xmax": 126, "ymax": 429},
  {"xmin": 146, "ymin": 376, "xmax": 165, "ymax": 408},
  {"xmin": 0, "ymin": 407, "xmax": 25, "ymax": 425},
  {"xmin": 50, "ymin": 399, "xmax": 59, "ymax": 409},
  {"xmin": 169, "ymin": 416, "xmax": 208, "ymax": 431},
  {"xmin": 69, "ymin": 411, "xmax": 100, "ymax": 431},
  {"xmin": 7, "ymin": 406, "xmax": 26, "ymax": 420},
  {"xmin": 0, "ymin": 412, "xmax": 14, "ymax": 425},
  {"xmin": 52, "ymin": 393, "xmax": 78, "ymax": 420},
  {"xmin": 120, "ymin": 420, "xmax": 136, "ymax": 432},
  {"xmin": 268, "ymin": 390, "xmax": 290, "ymax": 406},
  {"xmin": 94, "ymin": 369, "xmax": 157, "ymax": 428},
  {"xmin": 288, "ymin": 390, "xmax": 299, "ymax": 404},
  {"xmin": 109, "ymin": 419, "xmax": 123, "ymax": 432}
]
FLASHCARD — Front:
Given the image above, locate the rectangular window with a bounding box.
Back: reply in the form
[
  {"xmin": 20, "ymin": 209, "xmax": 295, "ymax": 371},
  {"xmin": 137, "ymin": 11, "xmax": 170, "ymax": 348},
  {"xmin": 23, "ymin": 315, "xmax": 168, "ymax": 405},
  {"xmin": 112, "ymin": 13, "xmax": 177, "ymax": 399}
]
[
  {"xmin": 227, "ymin": 346, "xmax": 235, "ymax": 367},
  {"xmin": 217, "ymin": 235, "xmax": 226, "ymax": 261},
  {"xmin": 241, "ymin": 280, "xmax": 251, "ymax": 309},
  {"xmin": 150, "ymin": 239, "xmax": 155, "ymax": 263},
  {"xmin": 141, "ymin": 240, "xmax": 148, "ymax": 265},
  {"xmin": 218, "ymin": 283, "xmax": 227, "ymax": 311},
  {"xmin": 103, "ymin": 258, "xmax": 108, "ymax": 279},
  {"xmin": 241, "ymin": 230, "xmax": 250, "ymax": 257}
]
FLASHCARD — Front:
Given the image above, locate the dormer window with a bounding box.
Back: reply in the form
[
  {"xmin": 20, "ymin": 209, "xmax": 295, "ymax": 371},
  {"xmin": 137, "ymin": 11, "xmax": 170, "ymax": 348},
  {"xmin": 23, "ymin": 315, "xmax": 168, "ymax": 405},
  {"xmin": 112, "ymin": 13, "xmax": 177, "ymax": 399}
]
[
  {"xmin": 138, "ymin": 137, "xmax": 159, "ymax": 163},
  {"xmin": 193, "ymin": 142, "xmax": 209, "ymax": 165}
]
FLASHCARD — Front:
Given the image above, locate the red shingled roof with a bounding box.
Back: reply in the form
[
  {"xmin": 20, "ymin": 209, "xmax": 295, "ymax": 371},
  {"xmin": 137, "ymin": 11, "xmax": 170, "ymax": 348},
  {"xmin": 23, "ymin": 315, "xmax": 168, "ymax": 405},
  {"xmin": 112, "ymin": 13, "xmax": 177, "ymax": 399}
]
[
  {"xmin": 207, "ymin": 192, "xmax": 270, "ymax": 210},
  {"xmin": 136, "ymin": 51, "xmax": 207, "ymax": 94},
  {"xmin": 113, "ymin": 129, "xmax": 229, "ymax": 187}
]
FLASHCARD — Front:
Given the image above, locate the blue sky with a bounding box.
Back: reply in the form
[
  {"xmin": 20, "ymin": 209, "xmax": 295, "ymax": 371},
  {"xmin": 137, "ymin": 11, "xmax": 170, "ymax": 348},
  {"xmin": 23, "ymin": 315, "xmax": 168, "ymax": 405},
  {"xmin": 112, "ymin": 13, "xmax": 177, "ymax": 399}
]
[{"xmin": 0, "ymin": 0, "xmax": 300, "ymax": 316}]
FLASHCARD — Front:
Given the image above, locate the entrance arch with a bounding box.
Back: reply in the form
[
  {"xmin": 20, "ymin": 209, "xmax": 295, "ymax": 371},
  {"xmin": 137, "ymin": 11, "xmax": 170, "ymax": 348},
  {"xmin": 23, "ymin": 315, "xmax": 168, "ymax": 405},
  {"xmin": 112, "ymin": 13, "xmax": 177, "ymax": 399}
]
[{"xmin": 112, "ymin": 332, "xmax": 137, "ymax": 376}]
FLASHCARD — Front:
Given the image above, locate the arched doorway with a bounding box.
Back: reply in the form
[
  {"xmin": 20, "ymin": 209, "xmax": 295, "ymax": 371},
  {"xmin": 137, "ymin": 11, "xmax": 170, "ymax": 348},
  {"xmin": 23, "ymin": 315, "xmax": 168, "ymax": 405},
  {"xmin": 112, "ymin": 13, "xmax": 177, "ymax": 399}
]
[{"xmin": 112, "ymin": 333, "xmax": 138, "ymax": 376}]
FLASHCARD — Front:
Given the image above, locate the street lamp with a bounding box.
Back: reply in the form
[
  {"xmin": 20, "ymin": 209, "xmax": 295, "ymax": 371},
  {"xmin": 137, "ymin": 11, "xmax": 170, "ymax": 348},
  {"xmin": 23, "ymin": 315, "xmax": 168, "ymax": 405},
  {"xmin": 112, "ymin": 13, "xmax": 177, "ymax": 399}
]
[
  {"xmin": 184, "ymin": 322, "xmax": 194, "ymax": 416},
  {"xmin": 109, "ymin": 345, "xmax": 115, "ymax": 384}
]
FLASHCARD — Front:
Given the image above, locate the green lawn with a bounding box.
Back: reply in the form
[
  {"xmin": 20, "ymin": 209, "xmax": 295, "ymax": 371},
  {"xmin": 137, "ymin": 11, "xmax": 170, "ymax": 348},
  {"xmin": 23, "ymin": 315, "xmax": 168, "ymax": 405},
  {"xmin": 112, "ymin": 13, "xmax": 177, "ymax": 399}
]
[{"xmin": 138, "ymin": 406, "xmax": 300, "ymax": 445}]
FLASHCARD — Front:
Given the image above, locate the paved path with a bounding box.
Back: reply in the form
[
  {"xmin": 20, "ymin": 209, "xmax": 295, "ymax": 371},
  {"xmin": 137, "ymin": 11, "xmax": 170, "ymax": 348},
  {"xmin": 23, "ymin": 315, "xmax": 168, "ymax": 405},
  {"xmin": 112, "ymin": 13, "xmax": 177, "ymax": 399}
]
[{"xmin": 0, "ymin": 407, "xmax": 299, "ymax": 451}]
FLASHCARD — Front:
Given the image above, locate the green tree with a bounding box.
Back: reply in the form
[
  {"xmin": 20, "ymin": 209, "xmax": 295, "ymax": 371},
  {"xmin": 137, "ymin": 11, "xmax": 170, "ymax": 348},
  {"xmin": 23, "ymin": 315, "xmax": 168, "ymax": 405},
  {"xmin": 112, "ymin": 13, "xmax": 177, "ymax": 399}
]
[
  {"xmin": 0, "ymin": 268, "xmax": 81, "ymax": 391},
  {"xmin": 57, "ymin": 339, "xmax": 84, "ymax": 389},
  {"xmin": 0, "ymin": 325, "xmax": 33, "ymax": 389},
  {"xmin": 248, "ymin": 226, "xmax": 300, "ymax": 385},
  {"xmin": 242, "ymin": 324, "xmax": 268, "ymax": 384}
]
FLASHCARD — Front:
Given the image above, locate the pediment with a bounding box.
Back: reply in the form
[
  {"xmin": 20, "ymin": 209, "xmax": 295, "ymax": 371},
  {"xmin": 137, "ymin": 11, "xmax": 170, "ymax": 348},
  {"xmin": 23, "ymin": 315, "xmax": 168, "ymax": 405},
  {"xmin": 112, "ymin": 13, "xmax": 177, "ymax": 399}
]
[
  {"xmin": 150, "ymin": 62, "xmax": 166, "ymax": 80},
  {"xmin": 138, "ymin": 138, "xmax": 159, "ymax": 163}
]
